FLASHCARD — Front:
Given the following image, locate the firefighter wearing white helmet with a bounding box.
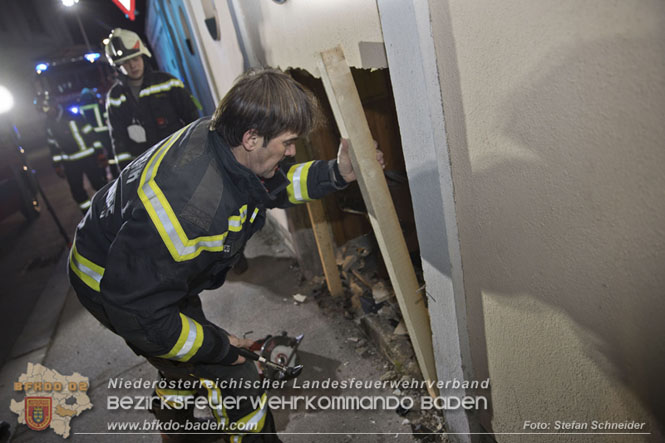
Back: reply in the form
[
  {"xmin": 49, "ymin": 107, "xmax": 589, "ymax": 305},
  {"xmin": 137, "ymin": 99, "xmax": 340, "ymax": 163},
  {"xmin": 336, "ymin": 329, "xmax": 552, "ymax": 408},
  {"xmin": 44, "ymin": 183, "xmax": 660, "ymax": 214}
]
[{"xmin": 103, "ymin": 28, "xmax": 199, "ymax": 174}]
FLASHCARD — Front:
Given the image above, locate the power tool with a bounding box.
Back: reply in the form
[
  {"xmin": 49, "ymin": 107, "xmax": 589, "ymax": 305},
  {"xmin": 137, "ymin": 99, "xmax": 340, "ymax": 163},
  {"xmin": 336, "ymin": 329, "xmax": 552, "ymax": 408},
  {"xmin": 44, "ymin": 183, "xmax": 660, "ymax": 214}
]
[{"xmin": 238, "ymin": 332, "xmax": 304, "ymax": 381}]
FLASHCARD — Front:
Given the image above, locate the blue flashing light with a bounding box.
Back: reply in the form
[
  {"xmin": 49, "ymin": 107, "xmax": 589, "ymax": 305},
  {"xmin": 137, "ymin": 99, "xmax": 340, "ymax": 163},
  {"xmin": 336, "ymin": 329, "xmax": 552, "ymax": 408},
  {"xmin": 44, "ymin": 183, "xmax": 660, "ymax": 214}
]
[
  {"xmin": 35, "ymin": 63, "xmax": 49, "ymax": 74},
  {"xmin": 68, "ymin": 106, "xmax": 79, "ymax": 114},
  {"xmin": 84, "ymin": 53, "xmax": 101, "ymax": 63}
]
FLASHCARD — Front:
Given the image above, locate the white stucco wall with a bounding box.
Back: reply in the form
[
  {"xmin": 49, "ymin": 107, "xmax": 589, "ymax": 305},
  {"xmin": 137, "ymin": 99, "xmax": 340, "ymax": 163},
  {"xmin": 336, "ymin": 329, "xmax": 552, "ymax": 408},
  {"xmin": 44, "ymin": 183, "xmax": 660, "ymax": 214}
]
[
  {"xmin": 228, "ymin": 0, "xmax": 385, "ymax": 73},
  {"xmin": 427, "ymin": 0, "xmax": 665, "ymax": 440}
]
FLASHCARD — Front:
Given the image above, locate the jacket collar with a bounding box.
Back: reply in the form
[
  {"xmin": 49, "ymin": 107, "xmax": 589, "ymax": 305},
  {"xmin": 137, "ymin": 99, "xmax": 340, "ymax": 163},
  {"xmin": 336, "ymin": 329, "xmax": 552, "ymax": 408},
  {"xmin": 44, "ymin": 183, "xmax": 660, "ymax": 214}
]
[{"xmin": 208, "ymin": 129, "xmax": 290, "ymax": 205}]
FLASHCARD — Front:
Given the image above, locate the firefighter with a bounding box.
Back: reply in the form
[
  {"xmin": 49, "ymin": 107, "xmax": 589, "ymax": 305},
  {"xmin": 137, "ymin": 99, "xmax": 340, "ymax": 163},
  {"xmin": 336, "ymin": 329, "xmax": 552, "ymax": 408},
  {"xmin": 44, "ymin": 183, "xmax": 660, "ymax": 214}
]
[
  {"xmin": 103, "ymin": 28, "xmax": 199, "ymax": 174},
  {"xmin": 77, "ymin": 88, "xmax": 113, "ymax": 176},
  {"xmin": 35, "ymin": 91, "xmax": 108, "ymax": 213},
  {"xmin": 68, "ymin": 68, "xmax": 384, "ymax": 442}
]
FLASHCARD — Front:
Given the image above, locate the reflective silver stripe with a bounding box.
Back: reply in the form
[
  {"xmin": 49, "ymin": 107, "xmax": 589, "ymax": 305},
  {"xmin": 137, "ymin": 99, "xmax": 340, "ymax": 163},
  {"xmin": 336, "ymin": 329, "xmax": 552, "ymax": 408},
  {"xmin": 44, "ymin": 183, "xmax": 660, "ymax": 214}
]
[
  {"xmin": 246, "ymin": 400, "xmax": 267, "ymax": 429},
  {"xmin": 82, "ymin": 124, "xmax": 93, "ymax": 134},
  {"xmin": 250, "ymin": 208, "xmax": 259, "ymax": 223},
  {"xmin": 139, "ymin": 79, "xmax": 184, "ymax": 97},
  {"xmin": 93, "ymin": 141, "xmax": 103, "ymax": 148},
  {"xmin": 175, "ymin": 316, "xmax": 198, "ymax": 360},
  {"xmin": 70, "ymin": 247, "xmax": 103, "ymax": 286},
  {"xmin": 228, "ymin": 206, "xmax": 248, "ymax": 231},
  {"xmin": 52, "ymin": 155, "xmax": 63, "ymax": 162},
  {"xmin": 67, "ymin": 148, "xmax": 95, "ymax": 160},
  {"xmin": 107, "ymin": 95, "xmax": 126, "ymax": 107},
  {"xmin": 115, "ymin": 152, "xmax": 133, "ymax": 161},
  {"xmin": 292, "ymin": 163, "xmax": 306, "ymax": 201},
  {"xmin": 69, "ymin": 121, "xmax": 88, "ymax": 152},
  {"xmin": 79, "ymin": 200, "xmax": 91, "ymax": 210},
  {"xmin": 210, "ymin": 389, "xmax": 219, "ymax": 406},
  {"xmin": 140, "ymin": 127, "xmax": 227, "ymax": 259}
]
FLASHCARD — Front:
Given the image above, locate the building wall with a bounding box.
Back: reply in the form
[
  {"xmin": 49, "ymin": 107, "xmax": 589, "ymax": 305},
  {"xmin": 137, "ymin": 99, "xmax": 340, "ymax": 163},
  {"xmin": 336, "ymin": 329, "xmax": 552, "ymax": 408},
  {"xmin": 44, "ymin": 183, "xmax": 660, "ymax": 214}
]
[
  {"xmin": 227, "ymin": 0, "xmax": 385, "ymax": 74},
  {"xmin": 145, "ymin": 0, "xmax": 214, "ymax": 115},
  {"xmin": 429, "ymin": 0, "xmax": 665, "ymax": 440}
]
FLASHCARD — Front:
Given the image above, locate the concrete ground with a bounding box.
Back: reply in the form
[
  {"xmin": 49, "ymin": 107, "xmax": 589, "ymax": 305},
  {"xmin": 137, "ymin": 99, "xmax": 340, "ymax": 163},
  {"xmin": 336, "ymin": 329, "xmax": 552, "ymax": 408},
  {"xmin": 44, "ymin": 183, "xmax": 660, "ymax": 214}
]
[{"xmin": 1, "ymin": 216, "xmax": 417, "ymax": 442}]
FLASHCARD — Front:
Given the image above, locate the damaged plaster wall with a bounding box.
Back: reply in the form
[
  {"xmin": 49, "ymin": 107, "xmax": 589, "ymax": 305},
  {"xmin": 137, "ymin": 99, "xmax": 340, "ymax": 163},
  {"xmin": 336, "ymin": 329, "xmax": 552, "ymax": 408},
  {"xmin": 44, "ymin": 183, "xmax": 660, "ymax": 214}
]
[
  {"xmin": 226, "ymin": 0, "xmax": 385, "ymax": 73},
  {"xmin": 426, "ymin": 0, "xmax": 665, "ymax": 440}
]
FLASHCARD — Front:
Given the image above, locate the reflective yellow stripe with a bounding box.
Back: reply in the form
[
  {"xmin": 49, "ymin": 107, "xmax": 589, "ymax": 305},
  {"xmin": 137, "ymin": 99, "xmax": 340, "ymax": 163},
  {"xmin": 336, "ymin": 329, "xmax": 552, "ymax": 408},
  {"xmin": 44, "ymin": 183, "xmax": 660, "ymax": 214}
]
[
  {"xmin": 228, "ymin": 205, "xmax": 248, "ymax": 232},
  {"xmin": 79, "ymin": 200, "xmax": 91, "ymax": 210},
  {"xmin": 114, "ymin": 152, "xmax": 133, "ymax": 162},
  {"xmin": 232, "ymin": 392, "xmax": 268, "ymax": 436},
  {"xmin": 249, "ymin": 208, "xmax": 259, "ymax": 224},
  {"xmin": 108, "ymin": 95, "xmax": 126, "ymax": 107},
  {"xmin": 158, "ymin": 313, "xmax": 204, "ymax": 361},
  {"xmin": 155, "ymin": 388, "xmax": 198, "ymax": 409},
  {"xmin": 69, "ymin": 121, "xmax": 88, "ymax": 152},
  {"xmin": 66, "ymin": 148, "xmax": 95, "ymax": 160},
  {"xmin": 69, "ymin": 242, "xmax": 105, "ymax": 292},
  {"xmin": 287, "ymin": 161, "xmax": 314, "ymax": 204},
  {"xmin": 139, "ymin": 79, "xmax": 184, "ymax": 97},
  {"xmin": 201, "ymin": 378, "xmax": 228, "ymax": 427},
  {"xmin": 138, "ymin": 125, "xmax": 232, "ymax": 262}
]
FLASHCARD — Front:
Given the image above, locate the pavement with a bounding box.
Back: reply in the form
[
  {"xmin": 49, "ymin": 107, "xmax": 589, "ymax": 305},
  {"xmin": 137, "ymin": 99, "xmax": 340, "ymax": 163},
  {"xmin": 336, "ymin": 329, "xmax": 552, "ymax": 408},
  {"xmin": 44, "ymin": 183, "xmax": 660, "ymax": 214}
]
[{"xmin": 0, "ymin": 187, "xmax": 417, "ymax": 442}]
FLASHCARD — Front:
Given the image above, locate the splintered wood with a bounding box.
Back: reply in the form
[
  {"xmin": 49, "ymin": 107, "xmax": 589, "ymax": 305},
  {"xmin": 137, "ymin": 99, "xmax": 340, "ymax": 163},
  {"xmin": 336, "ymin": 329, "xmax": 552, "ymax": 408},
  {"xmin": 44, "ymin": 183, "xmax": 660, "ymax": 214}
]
[{"xmin": 317, "ymin": 46, "xmax": 438, "ymax": 396}]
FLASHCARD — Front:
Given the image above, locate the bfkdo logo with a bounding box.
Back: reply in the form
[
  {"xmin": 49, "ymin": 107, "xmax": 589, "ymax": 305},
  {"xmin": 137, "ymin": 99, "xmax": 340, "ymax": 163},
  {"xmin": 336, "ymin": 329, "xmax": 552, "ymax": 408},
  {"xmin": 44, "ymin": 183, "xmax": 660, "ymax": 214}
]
[{"xmin": 25, "ymin": 397, "xmax": 52, "ymax": 431}]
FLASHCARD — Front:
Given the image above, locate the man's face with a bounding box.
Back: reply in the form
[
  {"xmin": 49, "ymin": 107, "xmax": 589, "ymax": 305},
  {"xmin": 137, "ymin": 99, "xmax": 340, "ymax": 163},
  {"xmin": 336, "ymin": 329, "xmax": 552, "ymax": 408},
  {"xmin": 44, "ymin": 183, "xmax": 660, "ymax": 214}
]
[
  {"xmin": 119, "ymin": 55, "xmax": 144, "ymax": 80},
  {"xmin": 249, "ymin": 131, "xmax": 298, "ymax": 179}
]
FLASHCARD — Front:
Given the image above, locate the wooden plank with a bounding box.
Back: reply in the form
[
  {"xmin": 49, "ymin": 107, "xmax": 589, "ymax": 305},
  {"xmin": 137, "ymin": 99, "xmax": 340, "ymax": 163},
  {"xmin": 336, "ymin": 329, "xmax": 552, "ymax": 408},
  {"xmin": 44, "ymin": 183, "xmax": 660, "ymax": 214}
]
[
  {"xmin": 306, "ymin": 198, "xmax": 344, "ymax": 297},
  {"xmin": 299, "ymin": 138, "xmax": 344, "ymax": 297},
  {"xmin": 318, "ymin": 46, "xmax": 437, "ymax": 392}
]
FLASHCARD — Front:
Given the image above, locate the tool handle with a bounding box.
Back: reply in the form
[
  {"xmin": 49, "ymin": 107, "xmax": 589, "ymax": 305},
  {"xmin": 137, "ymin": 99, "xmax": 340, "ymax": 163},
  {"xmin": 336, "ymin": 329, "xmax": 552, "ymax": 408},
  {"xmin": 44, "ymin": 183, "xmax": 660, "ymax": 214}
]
[{"xmin": 234, "ymin": 346, "xmax": 261, "ymax": 362}]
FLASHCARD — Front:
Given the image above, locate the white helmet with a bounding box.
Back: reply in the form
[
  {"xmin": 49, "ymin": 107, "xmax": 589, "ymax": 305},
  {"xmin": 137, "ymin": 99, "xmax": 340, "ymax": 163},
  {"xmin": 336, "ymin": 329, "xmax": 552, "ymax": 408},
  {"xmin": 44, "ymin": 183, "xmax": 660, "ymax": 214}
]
[{"xmin": 104, "ymin": 28, "xmax": 152, "ymax": 66}]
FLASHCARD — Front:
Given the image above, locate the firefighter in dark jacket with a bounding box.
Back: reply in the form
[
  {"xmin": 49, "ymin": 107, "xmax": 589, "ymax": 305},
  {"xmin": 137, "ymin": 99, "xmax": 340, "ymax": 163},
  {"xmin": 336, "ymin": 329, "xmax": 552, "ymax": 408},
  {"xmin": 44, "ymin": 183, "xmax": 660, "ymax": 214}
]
[
  {"xmin": 36, "ymin": 91, "xmax": 107, "ymax": 213},
  {"xmin": 68, "ymin": 68, "xmax": 384, "ymax": 442},
  {"xmin": 103, "ymin": 28, "xmax": 199, "ymax": 174}
]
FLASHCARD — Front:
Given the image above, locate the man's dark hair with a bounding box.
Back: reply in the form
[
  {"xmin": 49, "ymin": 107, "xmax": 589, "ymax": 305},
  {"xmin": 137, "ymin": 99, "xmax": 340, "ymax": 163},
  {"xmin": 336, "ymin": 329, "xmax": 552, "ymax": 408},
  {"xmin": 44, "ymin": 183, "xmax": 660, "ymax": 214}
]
[{"xmin": 209, "ymin": 68, "xmax": 319, "ymax": 146}]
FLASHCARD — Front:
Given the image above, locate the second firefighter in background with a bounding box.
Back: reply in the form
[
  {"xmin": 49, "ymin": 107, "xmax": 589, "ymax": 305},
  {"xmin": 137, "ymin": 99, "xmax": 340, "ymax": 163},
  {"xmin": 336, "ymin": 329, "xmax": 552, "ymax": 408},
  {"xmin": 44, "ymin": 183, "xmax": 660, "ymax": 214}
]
[
  {"xmin": 36, "ymin": 91, "xmax": 107, "ymax": 213},
  {"xmin": 103, "ymin": 28, "xmax": 200, "ymax": 174}
]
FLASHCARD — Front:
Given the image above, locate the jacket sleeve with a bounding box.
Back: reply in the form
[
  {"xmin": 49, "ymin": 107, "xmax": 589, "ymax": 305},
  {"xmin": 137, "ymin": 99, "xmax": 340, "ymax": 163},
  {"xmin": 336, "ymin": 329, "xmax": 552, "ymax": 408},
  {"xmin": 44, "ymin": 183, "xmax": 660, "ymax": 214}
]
[
  {"xmin": 267, "ymin": 159, "xmax": 349, "ymax": 209},
  {"xmin": 98, "ymin": 209, "xmax": 235, "ymax": 365},
  {"xmin": 168, "ymin": 76, "xmax": 200, "ymax": 125}
]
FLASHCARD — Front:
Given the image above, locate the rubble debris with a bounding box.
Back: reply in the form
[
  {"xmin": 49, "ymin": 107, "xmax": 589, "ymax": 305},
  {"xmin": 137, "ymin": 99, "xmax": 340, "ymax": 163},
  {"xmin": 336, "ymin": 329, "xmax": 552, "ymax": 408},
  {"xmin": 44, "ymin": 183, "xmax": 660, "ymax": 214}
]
[
  {"xmin": 349, "ymin": 280, "xmax": 365, "ymax": 297},
  {"xmin": 292, "ymin": 294, "xmax": 308, "ymax": 303},
  {"xmin": 411, "ymin": 423, "xmax": 439, "ymax": 442},
  {"xmin": 341, "ymin": 254, "xmax": 358, "ymax": 272},
  {"xmin": 377, "ymin": 304, "xmax": 398, "ymax": 319},
  {"xmin": 380, "ymin": 370, "xmax": 398, "ymax": 381},
  {"xmin": 351, "ymin": 269, "xmax": 372, "ymax": 288},
  {"xmin": 372, "ymin": 281, "xmax": 392, "ymax": 303},
  {"xmin": 393, "ymin": 320, "xmax": 408, "ymax": 336},
  {"xmin": 395, "ymin": 404, "xmax": 411, "ymax": 417},
  {"xmin": 347, "ymin": 337, "xmax": 360, "ymax": 343}
]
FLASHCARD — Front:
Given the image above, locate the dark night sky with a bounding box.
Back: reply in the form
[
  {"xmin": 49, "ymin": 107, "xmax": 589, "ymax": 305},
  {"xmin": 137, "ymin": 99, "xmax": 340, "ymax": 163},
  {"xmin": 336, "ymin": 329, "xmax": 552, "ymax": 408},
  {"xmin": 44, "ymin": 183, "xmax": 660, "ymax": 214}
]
[{"xmin": 61, "ymin": 0, "xmax": 147, "ymax": 51}]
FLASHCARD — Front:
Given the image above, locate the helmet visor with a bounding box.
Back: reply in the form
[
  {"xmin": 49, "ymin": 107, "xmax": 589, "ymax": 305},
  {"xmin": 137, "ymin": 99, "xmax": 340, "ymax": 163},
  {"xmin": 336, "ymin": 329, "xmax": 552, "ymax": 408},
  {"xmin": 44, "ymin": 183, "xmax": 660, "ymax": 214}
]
[{"xmin": 108, "ymin": 36, "xmax": 140, "ymax": 62}]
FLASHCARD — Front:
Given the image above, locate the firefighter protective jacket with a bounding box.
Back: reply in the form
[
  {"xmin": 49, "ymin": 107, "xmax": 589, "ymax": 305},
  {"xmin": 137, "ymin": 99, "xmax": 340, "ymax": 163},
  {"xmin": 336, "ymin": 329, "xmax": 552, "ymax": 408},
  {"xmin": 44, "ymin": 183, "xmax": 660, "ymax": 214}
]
[
  {"xmin": 47, "ymin": 107, "xmax": 103, "ymax": 167},
  {"xmin": 69, "ymin": 119, "xmax": 348, "ymax": 365},
  {"xmin": 106, "ymin": 64, "xmax": 199, "ymax": 166}
]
